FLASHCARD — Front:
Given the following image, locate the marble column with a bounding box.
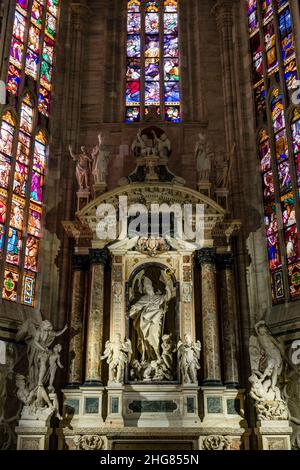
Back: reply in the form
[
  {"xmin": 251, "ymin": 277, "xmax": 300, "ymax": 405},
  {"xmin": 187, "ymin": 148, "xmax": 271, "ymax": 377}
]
[
  {"xmin": 197, "ymin": 249, "xmax": 222, "ymax": 385},
  {"xmin": 85, "ymin": 249, "xmax": 108, "ymax": 384},
  {"xmin": 67, "ymin": 254, "xmax": 90, "ymax": 385},
  {"xmin": 218, "ymin": 254, "xmax": 240, "ymax": 388}
]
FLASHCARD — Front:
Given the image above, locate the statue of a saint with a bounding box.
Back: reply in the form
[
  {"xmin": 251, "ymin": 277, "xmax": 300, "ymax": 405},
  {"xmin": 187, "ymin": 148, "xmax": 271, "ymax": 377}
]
[
  {"xmin": 91, "ymin": 133, "xmax": 110, "ymax": 184},
  {"xmin": 216, "ymin": 143, "xmax": 236, "ymax": 189},
  {"xmin": 69, "ymin": 144, "xmax": 92, "ymax": 190},
  {"xmin": 195, "ymin": 132, "xmax": 213, "ymax": 181},
  {"xmin": 101, "ymin": 334, "xmax": 132, "ymax": 383},
  {"xmin": 129, "ymin": 274, "xmax": 175, "ymax": 363}
]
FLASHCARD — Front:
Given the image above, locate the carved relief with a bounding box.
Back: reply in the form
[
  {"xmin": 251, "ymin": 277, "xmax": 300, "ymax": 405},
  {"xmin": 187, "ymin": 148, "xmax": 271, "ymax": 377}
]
[
  {"xmin": 202, "ymin": 435, "xmax": 231, "ymax": 451},
  {"xmin": 74, "ymin": 435, "xmax": 104, "ymax": 451}
]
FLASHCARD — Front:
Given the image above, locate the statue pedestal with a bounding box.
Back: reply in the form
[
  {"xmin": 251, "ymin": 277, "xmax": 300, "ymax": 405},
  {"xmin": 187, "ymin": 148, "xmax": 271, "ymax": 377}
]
[
  {"xmin": 93, "ymin": 182, "xmax": 107, "ymax": 198},
  {"xmin": 62, "ymin": 386, "xmax": 104, "ymax": 427},
  {"xmin": 197, "ymin": 180, "xmax": 211, "ymax": 198},
  {"xmin": 215, "ymin": 188, "xmax": 229, "ymax": 211},
  {"xmin": 76, "ymin": 189, "xmax": 90, "ymax": 211},
  {"xmin": 254, "ymin": 420, "xmax": 292, "ymax": 450},
  {"xmin": 105, "ymin": 384, "xmax": 125, "ymax": 427},
  {"xmin": 16, "ymin": 407, "xmax": 54, "ymax": 450},
  {"xmin": 181, "ymin": 385, "xmax": 201, "ymax": 427}
]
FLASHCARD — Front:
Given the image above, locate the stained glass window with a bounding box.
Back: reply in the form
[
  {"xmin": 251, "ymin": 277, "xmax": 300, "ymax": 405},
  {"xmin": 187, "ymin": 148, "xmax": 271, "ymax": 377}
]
[
  {"xmin": 126, "ymin": 0, "xmax": 181, "ymax": 123},
  {"xmin": 0, "ymin": 0, "xmax": 60, "ymax": 308},
  {"xmin": 246, "ymin": 1, "xmax": 300, "ymax": 303}
]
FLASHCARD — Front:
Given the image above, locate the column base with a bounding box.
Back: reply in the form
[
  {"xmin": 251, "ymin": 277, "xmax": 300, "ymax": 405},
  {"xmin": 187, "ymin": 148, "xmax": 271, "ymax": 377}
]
[
  {"xmin": 83, "ymin": 380, "xmax": 103, "ymax": 387},
  {"xmin": 106, "ymin": 385, "xmax": 125, "ymax": 427},
  {"xmin": 202, "ymin": 380, "xmax": 223, "ymax": 386},
  {"xmin": 225, "ymin": 382, "xmax": 240, "ymax": 389}
]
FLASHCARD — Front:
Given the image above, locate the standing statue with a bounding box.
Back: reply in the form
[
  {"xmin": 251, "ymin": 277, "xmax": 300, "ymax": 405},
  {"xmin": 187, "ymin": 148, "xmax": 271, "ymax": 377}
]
[
  {"xmin": 152, "ymin": 131, "xmax": 171, "ymax": 158},
  {"xmin": 177, "ymin": 334, "xmax": 201, "ymax": 384},
  {"xmin": 248, "ymin": 320, "xmax": 288, "ymax": 420},
  {"xmin": 0, "ymin": 343, "xmax": 17, "ymax": 422},
  {"xmin": 15, "ymin": 319, "xmax": 67, "ymax": 418},
  {"xmin": 69, "ymin": 144, "xmax": 92, "ymax": 190},
  {"xmin": 91, "ymin": 133, "xmax": 110, "ymax": 184},
  {"xmin": 129, "ymin": 272, "xmax": 176, "ymax": 364},
  {"xmin": 216, "ymin": 143, "xmax": 236, "ymax": 189},
  {"xmin": 195, "ymin": 132, "xmax": 213, "ymax": 181},
  {"xmin": 101, "ymin": 334, "xmax": 132, "ymax": 384}
]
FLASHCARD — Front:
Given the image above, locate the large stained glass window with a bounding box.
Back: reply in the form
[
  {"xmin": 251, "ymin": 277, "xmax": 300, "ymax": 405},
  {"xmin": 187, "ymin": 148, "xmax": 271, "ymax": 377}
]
[
  {"xmin": 247, "ymin": 1, "xmax": 300, "ymax": 303},
  {"xmin": 126, "ymin": 0, "xmax": 180, "ymax": 123},
  {"xmin": 0, "ymin": 0, "xmax": 59, "ymax": 307}
]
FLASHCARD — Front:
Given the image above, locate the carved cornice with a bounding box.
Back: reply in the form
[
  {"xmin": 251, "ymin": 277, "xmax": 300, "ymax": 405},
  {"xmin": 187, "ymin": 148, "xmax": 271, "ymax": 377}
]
[
  {"xmin": 62, "ymin": 221, "xmax": 93, "ymax": 242},
  {"xmin": 89, "ymin": 248, "xmax": 109, "ymax": 266}
]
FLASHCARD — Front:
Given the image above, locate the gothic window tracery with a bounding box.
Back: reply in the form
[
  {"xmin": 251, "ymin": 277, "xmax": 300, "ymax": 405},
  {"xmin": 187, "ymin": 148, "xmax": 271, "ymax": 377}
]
[
  {"xmin": 247, "ymin": 0, "xmax": 300, "ymax": 303},
  {"xmin": 0, "ymin": 0, "xmax": 59, "ymax": 307}
]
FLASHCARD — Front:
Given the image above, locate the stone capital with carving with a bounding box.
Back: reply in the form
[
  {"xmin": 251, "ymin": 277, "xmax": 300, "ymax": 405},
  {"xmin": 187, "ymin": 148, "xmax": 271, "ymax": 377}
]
[
  {"xmin": 197, "ymin": 248, "xmax": 216, "ymax": 266},
  {"xmin": 89, "ymin": 248, "xmax": 109, "ymax": 266},
  {"xmin": 71, "ymin": 254, "xmax": 90, "ymax": 271}
]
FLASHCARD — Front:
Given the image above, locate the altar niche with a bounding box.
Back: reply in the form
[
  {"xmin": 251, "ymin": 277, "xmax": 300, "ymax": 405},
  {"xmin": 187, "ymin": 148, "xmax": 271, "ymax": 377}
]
[{"xmin": 125, "ymin": 263, "xmax": 179, "ymax": 384}]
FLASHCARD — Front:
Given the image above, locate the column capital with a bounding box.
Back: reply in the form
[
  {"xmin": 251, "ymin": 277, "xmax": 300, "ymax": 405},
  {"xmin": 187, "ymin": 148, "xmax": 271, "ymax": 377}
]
[
  {"xmin": 72, "ymin": 254, "xmax": 90, "ymax": 271},
  {"xmin": 211, "ymin": 0, "xmax": 234, "ymax": 30},
  {"xmin": 89, "ymin": 248, "xmax": 109, "ymax": 266},
  {"xmin": 70, "ymin": 1, "xmax": 91, "ymax": 31},
  {"xmin": 197, "ymin": 248, "xmax": 216, "ymax": 266},
  {"xmin": 216, "ymin": 253, "xmax": 234, "ymax": 270}
]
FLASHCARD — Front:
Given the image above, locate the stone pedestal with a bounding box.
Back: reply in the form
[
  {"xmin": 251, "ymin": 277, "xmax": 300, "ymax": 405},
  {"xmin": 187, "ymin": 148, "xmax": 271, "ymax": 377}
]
[
  {"xmin": 76, "ymin": 189, "xmax": 90, "ymax": 211},
  {"xmin": 254, "ymin": 420, "xmax": 292, "ymax": 450},
  {"xmin": 85, "ymin": 249, "xmax": 108, "ymax": 384},
  {"xmin": 93, "ymin": 182, "xmax": 107, "ymax": 197},
  {"xmin": 197, "ymin": 249, "xmax": 222, "ymax": 385},
  {"xmin": 197, "ymin": 180, "xmax": 212, "ymax": 198},
  {"xmin": 215, "ymin": 188, "xmax": 229, "ymax": 211},
  {"xmin": 182, "ymin": 385, "xmax": 201, "ymax": 427},
  {"xmin": 106, "ymin": 385, "xmax": 125, "ymax": 427},
  {"xmin": 16, "ymin": 407, "xmax": 54, "ymax": 450}
]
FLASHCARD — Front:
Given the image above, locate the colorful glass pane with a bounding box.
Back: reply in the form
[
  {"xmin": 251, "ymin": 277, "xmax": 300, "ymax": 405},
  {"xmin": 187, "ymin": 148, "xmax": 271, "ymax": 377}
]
[
  {"xmin": 262, "ymin": 170, "xmax": 275, "ymax": 199},
  {"xmin": 259, "ymin": 134, "xmax": 271, "ymax": 172},
  {"xmin": 267, "ymin": 232, "xmax": 282, "ymax": 270},
  {"xmin": 165, "ymin": 105, "xmax": 180, "ymax": 122},
  {"xmin": 271, "ymin": 269, "xmax": 285, "ymax": 302},
  {"xmin": 38, "ymin": 87, "xmax": 51, "ymax": 116},
  {"xmin": 278, "ymin": 160, "xmax": 292, "ymax": 193},
  {"xmin": 28, "ymin": 203, "xmax": 42, "ymax": 237},
  {"xmin": 164, "ymin": 13, "xmax": 178, "ymax": 35},
  {"xmin": 13, "ymin": 162, "xmax": 28, "ymax": 197},
  {"xmin": 145, "ymin": 13, "xmax": 159, "ymax": 34},
  {"xmin": 275, "ymin": 129, "xmax": 288, "ymax": 162},
  {"xmin": 16, "ymin": 0, "xmax": 29, "ymax": 15},
  {"xmin": 10, "ymin": 37, "xmax": 24, "ymax": 68},
  {"xmin": 271, "ymin": 92, "xmax": 285, "ymax": 131},
  {"xmin": 125, "ymin": 107, "xmax": 140, "ymax": 123},
  {"xmin": 145, "ymin": 82, "xmax": 160, "ymax": 105},
  {"xmin": 40, "ymin": 60, "xmax": 52, "ymax": 90},
  {"xmin": 164, "ymin": 58, "xmax": 179, "ymax": 81},
  {"xmin": 126, "ymin": 81, "xmax": 140, "ymax": 104},
  {"xmin": 288, "ymin": 263, "xmax": 300, "ymax": 298},
  {"xmin": 128, "ymin": 0, "xmax": 141, "ymax": 12},
  {"xmin": 0, "ymin": 154, "xmax": 11, "ymax": 190},
  {"xmin": 27, "ymin": 24, "xmax": 40, "ymax": 54},
  {"xmin": 145, "ymin": 35, "xmax": 159, "ymax": 57},
  {"xmin": 33, "ymin": 131, "xmax": 47, "ymax": 173},
  {"xmin": 22, "ymin": 271, "xmax": 36, "ymax": 306},
  {"xmin": 19, "ymin": 102, "xmax": 34, "ymax": 135},
  {"xmin": 127, "ymin": 35, "xmax": 140, "ymax": 58},
  {"xmin": 6, "ymin": 228, "xmax": 22, "ymax": 266},
  {"xmin": 250, "ymin": 34, "xmax": 263, "ymax": 84},
  {"xmin": 247, "ymin": 0, "xmax": 258, "ymax": 34},
  {"xmin": 0, "ymin": 120, "xmax": 15, "ymax": 157},
  {"xmin": 17, "ymin": 133, "xmax": 31, "ymax": 166},
  {"xmin": 164, "ymin": 0, "xmax": 177, "ymax": 12},
  {"xmin": 284, "ymin": 58, "xmax": 298, "ymax": 90},
  {"xmin": 47, "ymin": 0, "xmax": 59, "ymax": 17},
  {"xmin": 145, "ymin": 58, "xmax": 160, "ymax": 81},
  {"xmin": 7, "ymin": 64, "xmax": 21, "ymax": 95},
  {"xmin": 0, "ymin": 189, "xmax": 8, "ymax": 224},
  {"xmin": 164, "ymin": 35, "xmax": 178, "ymax": 57},
  {"xmin": 3, "ymin": 268, "xmax": 19, "ymax": 302},
  {"xmin": 264, "ymin": 203, "xmax": 278, "ymax": 234},
  {"xmin": 281, "ymin": 193, "xmax": 296, "ymax": 228},
  {"xmin": 264, "ymin": 22, "xmax": 278, "ymax": 73},
  {"xmin": 31, "ymin": 0, "xmax": 43, "ymax": 29},
  {"xmin": 165, "ymin": 82, "xmax": 180, "ymax": 104},
  {"xmin": 127, "ymin": 58, "xmax": 140, "ymax": 81},
  {"xmin": 13, "ymin": 11, "xmax": 26, "ymax": 42},
  {"xmin": 285, "ymin": 224, "xmax": 299, "ymax": 263},
  {"xmin": 42, "ymin": 36, "xmax": 55, "ymax": 65},
  {"xmin": 261, "ymin": 0, "xmax": 273, "ymax": 23},
  {"xmin": 45, "ymin": 12, "xmax": 57, "ymax": 40},
  {"xmin": 128, "ymin": 13, "xmax": 141, "ymax": 34},
  {"xmin": 30, "ymin": 171, "xmax": 44, "ymax": 204},
  {"xmin": 0, "ymin": 224, "xmax": 4, "ymax": 255},
  {"xmin": 10, "ymin": 195, "xmax": 25, "ymax": 231},
  {"xmin": 25, "ymin": 236, "xmax": 39, "ymax": 271}
]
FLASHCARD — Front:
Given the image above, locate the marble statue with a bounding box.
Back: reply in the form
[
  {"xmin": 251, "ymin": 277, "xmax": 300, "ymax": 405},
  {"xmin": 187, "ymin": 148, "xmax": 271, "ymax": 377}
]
[
  {"xmin": 101, "ymin": 334, "xmax": 132, "ymax": 384},
  {"xmin": 132, "ymin": 129, "xmax": 153, "ymax": 158},
  {"xmin": 248, "ymin": 320, "xmax": 288, "ymax": 420},
  {"xmin": 15, "ymin": 319, "xmax": 67, "ymax": 419},
  {"xmin": 195, "ymin": 132, "xmax": 213, "ymax": 181},
  {"xmin": 69, "ymin": 144, "xmax": 92, "ymax": 190},
  {"xmin": 152, "ymin": 130, "xmax": 171, "ymax": 158},
  {"xmin": 129, "ymin": 272, "xmax": 176, "ymax": 364},
  {"xmin": 91, "ymin": 133, "xmax": 110, "ymax": 184},
  {"xmin": 177, "ymin": 334, "xmax": 201, "ymax": 384},
  {"xmin": 216, "ymin": 143, "xmax": 236, "ymax": 189},
  {"xmin": 0, "ymin": 343, "xmax": 17, "ymax": 422}
]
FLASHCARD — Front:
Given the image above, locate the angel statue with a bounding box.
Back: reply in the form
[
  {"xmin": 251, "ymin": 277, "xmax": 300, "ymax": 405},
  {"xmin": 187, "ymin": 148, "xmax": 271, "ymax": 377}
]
[
  {"xmin": 248, "ymin": 320, "xmax": 289, "ymax": 422},
  {"xmin": 101, "ymin": 334, "xmax": 132, "ymax": 384},
  {"xmin": 177, "ymin": 334, "xmax": 201, "ymax": 384},
  {"xmin": 152, "ymin": 130, "xmax": 171, "ymax": 158},
  {"xmin": 91, "ymin": 133, "xmax": 110, "ymax": 184},
  {"xmin": 131, "ymin": 129, "xmax": 153, "ymax": 158},
  {"xmin": 129, "ymin": 271, "xmax": 176, "ymax": 364},
  {"xmin": 15, "ymin": 319, "xmax": 67, "ymax": 416},
  {"xmin": 69, "ymin": 144, "xmax": 92, "ymax": 190},
  {"xmin": 195, "ymin": 132, "xmax": 213, "ymax": 181}
]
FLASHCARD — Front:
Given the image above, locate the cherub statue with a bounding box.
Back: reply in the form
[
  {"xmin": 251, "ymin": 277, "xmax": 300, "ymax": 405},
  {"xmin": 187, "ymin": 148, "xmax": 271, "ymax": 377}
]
[
  {"xmin": 69, "ymin": 144, "xmax": 92, "ymax": 190},
  {"xmin": 177, "ymin": 334, "xmax": 201, "ymax": 384},
  {"xmin": 195, "ymin": 132, "xmax": 213, "ymax": 181},
  {"xmin": 101, "ymin": 334, "xmax": 132, "ymax": 384},
  {"xmin": 48, "ymin": 344, "xmax": 63, "ymax": 393},
  {"xmin": 248, "ymin": 319, "xmax": 287, "ymax": 415},
  {"xmin": 91, "ymin": 133, "xmax": 110, "ymax": 184},
  {"xmin": 131, "ymin": 129, "xmax": 153, "ymax": 158},
  {"xmin": 152, "ymin": 131, "xmax": 171, "ymax": 158}
]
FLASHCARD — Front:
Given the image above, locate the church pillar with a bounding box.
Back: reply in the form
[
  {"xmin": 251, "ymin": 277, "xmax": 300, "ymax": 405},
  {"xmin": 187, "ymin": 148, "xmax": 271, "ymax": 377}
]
[
  {"xmin": 85, "ymin": 249, "xmax": 108, "ymax": 384},
  {"xmin": 197, "ymin": 249, "xmax": 222, "ymax": 385},
  {"xmin": 67, "ymin": 255, "xmax": 89, "ymax": 386},
  {"xmin": 218, "ymin": 253, "xmax": 240, "ymax": 388}
]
